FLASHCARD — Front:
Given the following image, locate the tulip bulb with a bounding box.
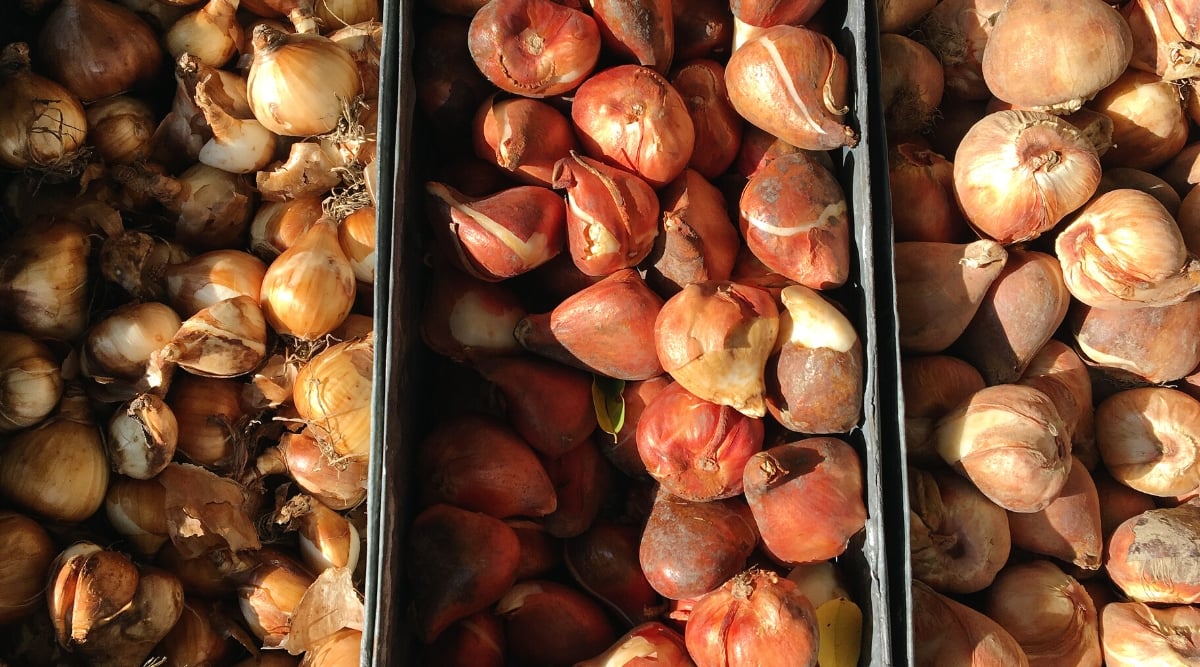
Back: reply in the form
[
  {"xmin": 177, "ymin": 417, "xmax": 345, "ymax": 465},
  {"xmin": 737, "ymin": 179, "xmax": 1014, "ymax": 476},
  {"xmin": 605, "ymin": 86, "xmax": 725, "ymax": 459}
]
[
  {"xmin": 934, "ymin": 383, "xmax": 1071, "ymax": 513},
  {"xmin": 953, "ymin": 110, "xmax": 1101, "ymax": 245},
  {"xmin": 654, "ymin": 281, "xmax": 779, "ymax": 418}
]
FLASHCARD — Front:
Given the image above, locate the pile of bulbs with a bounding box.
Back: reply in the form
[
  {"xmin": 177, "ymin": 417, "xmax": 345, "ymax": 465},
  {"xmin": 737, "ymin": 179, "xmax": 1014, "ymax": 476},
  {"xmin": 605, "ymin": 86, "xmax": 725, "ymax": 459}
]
[{"xmin": 0, "ymin": 0, "xmax": 381, "ymax": 665}]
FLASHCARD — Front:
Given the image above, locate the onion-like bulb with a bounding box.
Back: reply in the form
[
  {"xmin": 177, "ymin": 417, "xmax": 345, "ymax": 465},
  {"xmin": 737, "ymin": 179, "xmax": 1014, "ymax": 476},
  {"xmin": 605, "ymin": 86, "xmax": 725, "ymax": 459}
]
[
  {"xmin": 0, "ymin": 511, "xmax": 56, "ymax": 625},
  {"xmin": 0, "ymin": 331, "xmax": 63, "ymax": 433},
  {"xmin": 953, "ymin": 110, "xmax": 1101, "ymax": 245},
  {"xmin": 0, "ymin": 390, "xmax": 109, "ymax": 522},
  {"xmin": 47, "ymin": 542, "xmax": 185, "ymax": 666},
  {"xmin": 276, "ymin": 494, "xmax": 361, "ymax": 573},
  {"xmin": 982, "ymin": 0, "xmax": 1132, "ymax": 114},
  {"xmin": 253, "ymin": 431, "xmax": 368, "ymax": 510},
  {"xmin": 195, "ymin": 71, "xmax": 277, "ymax": 174},
  {"xmin": 105, "ymin": 475, "xmax": 171, "ymax": 556},
  {"xmin": 168, "ymin": 374, "xmax": 246, "ymax": 471},
  {"xmin": 1056, "ymin": 189, "xmax": 1200, "ymax": 309},
  {"xmin": 0, "ymin": 43, "xmax": 87, "ymax": 170},
  {"xmin": 328, "ymin": 20, "xmax": 382, "ymax": 96},
  {"xmin": 107, "ymin": 394, "xmax": 178, "ymax": 480},
  {"xmin": 261, "ymin": 217, "xmax": 356, "ymax": 339},
  {"xmin": 80, "ymin": 300, "xmax": 182, "ymax": 388},
  {"xmin": 37, "ymin": 0, "xmax": 163, "ymax": 102},
  {"xmin": 250, "ymin": 197, "xmax": 325, "ymax": 259},
  {"xmin": 247, "ymin": 25, "xmax": 363, "ymax": 137},
  {"xmin": 165, "ymin": 0, "xmax": 243, "ymax": 67},
  {"xmin": 339, "ymin": 205, "xmax": 376, "ymax": 284},
  {"xmin": 293, "ymin": 333, "xmax": 373, "ymax": 459},
  {"xmin": 164, "ymin": 249, "xmax": 268, "ymax": 318},
  {"xmin": 86, "ymin": 95, "xmax": 155, "ymax": 165},
  {"xmin": 238, "ymin": 549, "xmax": 316, "ymax": 646},
  {"xmin": 0, "ymin": 221, "xmax": 92, "ymax": 341},
  {"xmin": 315, "ymin": 0, "xmax": 379, "ymax": 28},
  {"xmin": 241, "ymin": 0, "xmax": 320, "ymax": 32},
  {"xmin": 256, "ymin": 141, "xmax": 344, "ymax": 201}
]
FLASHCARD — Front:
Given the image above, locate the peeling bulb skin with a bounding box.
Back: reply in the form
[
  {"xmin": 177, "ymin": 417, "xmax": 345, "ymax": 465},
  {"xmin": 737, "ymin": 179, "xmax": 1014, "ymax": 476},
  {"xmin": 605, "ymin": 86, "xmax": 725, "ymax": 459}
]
[{"xmin": 725, "ymin": 24, "xmax": 857, "ymax": 151}]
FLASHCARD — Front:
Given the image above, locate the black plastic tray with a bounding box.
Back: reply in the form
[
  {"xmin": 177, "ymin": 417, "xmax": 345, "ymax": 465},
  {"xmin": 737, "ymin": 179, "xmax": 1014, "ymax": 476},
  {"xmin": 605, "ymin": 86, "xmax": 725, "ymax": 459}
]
[{"xmin": 363, "ymin": 0, "xmax": 901, "ymax": 662}]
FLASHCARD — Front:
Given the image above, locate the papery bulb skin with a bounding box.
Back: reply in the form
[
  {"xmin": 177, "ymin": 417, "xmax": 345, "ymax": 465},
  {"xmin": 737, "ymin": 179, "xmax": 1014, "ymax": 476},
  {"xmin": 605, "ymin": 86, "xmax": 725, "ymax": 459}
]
[
  {"xmin": 590, "ymin": 0, "xmax": 674, "ymax": 73},
  {"xmin": 743, "ymin": 437, "xmax": 867, "ymax": 564},
  {"xmin": 953, "ymin": 110, "xmax": 1101, "ymax": 245},
  {"xmin": 766, "ymin": 285, "xmax": 863, "ymax": 434},
  {"xmin": 1096, "ymin": 387, "xmax": 1200, "ymax": 499},
  {"xmin": 1107, "ymin": 503, "xmax": 1200, "ymax": 604},
  {"xmin": 894, "ymin": 239, "xmax": 1007, "ymax": 354},
  {"xmin": 0, "ymin": 42, "xmax": 88, "ymax": 170},
  {"xmin": 472, "ymin": 95, "xmax": 580, "ymax": 187},
  {"xmin": 934, "ymin": 383, "xmax": 1072, "ymax": 514},
  {"xmin": 913, "ymin": 580, "xmax": 1030, "ymax": 666},
  {"xmin": 639, "ymin": 492, "xmax": 758, "ymax": 601},
  {"xmin": 909, "ymin": 468, "xmax": 1011, "ymax": 594},
  {"xmin": 475, "ymin": 355, "xmax": 597, "ymax": 458},
  {"xmin": 983, "ymin": 561, "xmax": 1101, "ymax": 667},
  {"xmin": 1101, "ymin": 602, "xmax": 1200, "ymax": 667},
  {"xmin": 982, "ymin": 0, "xmax": 1132, "ymax": 114},
  {"xmin": 0, "ymin": 220, "xmax": 92, "ymax": 342},
  {"xmin": 37, "ymin": 0, "xmax": 163, "ymax": 103},
  {"xmin": 1057, "ymin": 189, "xmax": 1200, "ymax": 310},
  {"xmin": 1008, "ymin": 456, "xmax": 1103, "ymax": 571},
  {"xmin": 406, "ymin": 504, "xmax": 521, "ymax": 644},
  {"xmin": 248, "ymin": 25, "xmax": 362, "ymax": 137},
  {"xmin": 644, "ymin": 169, "xmax": 740, "ymax": 296},
  {"xmin": 670, "ymin": 60, "xmax": 742, "ymax": 180},
  {"xmin": 654, "ymin": 281, "xmax": 779, "ymax": 418},
  {"xmin": 956, "ymin": 249, "xmax": 1071, "ymax": 385},
  {"xmin": 260, "ymin": 218, "xmax": 356, "ymax": 340},
  {"xmin": 553, "ymin": 152, "xmax": 661, "ymax": 278}
]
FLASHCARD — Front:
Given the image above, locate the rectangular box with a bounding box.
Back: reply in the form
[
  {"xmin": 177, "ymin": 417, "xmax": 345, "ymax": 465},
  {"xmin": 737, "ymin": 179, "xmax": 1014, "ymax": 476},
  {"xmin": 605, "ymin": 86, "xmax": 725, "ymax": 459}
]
[{"xmin": 363, "ymin": 0, "xmax": 903, "ymax": 662}]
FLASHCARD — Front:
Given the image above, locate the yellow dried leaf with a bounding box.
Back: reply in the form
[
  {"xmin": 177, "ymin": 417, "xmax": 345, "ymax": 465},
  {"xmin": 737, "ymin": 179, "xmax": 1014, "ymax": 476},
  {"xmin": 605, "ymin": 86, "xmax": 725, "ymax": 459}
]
[{"xmin": 816, "ymin": 596, "xmax": 862, "ymax": 667}]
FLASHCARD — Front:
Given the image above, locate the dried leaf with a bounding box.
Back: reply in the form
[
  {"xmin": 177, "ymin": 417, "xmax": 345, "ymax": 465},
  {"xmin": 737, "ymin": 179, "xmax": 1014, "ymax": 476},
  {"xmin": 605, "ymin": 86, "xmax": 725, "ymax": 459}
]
[
  {"xmin": 278, "ymin": 567, "xmax": 364, "ymax": 655},
  {"xmin": 816, "ymin": 597, "xmax": 862, "ymax": 667},
  {"xmin": 159, "ymin": 463, "xmax": 262, "ymax": 559},
  {"xmin": 592, "ymin": 375, "xmax": 626, "ymax": 438}
]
